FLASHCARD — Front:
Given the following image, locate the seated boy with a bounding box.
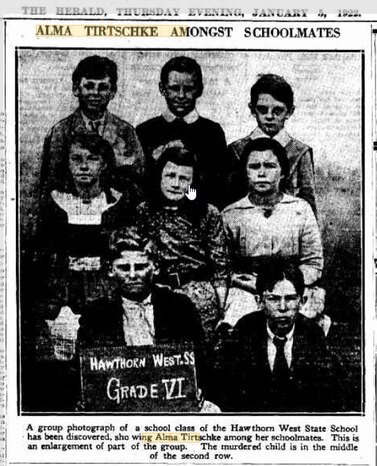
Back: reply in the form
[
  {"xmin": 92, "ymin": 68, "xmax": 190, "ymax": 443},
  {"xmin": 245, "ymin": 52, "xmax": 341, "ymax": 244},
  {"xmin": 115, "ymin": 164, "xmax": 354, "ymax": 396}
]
[
  {"xmin": 227, "ymin": 74, "xmax": 316, "ymax": 215},
  {"xmin": 136, "ymin": 56, "xmax": 228, "ymax": 209},
  {"xmin": 78, "ymin": 228, "xmax": 219, "ymax": 412},
  {"xmin": 213, "ymin": 262, "xmax": 344, "ymax": 412},
  {"xmin": 28, "ymin": 228, "xmax": 219, "ymax": 412}
]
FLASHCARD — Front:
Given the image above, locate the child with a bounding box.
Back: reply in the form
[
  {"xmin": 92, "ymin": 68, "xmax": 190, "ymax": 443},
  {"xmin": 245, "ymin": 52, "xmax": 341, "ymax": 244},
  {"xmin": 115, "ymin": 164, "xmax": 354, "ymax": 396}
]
[
  {"xmin": 136, "ymin": 146, "xmax": 229, "ymax": 342},
  {"xmin": 41, "ymin": 55, "xmax": 144, "ymax": 204},
  {"xmin": 136, "ymin": 56, "xmax": 228, "ymax": 209},
  {"xmin": 35, "ymin": 133, "xmax": 140, "ymax": 322},
  {"xmin": 227, "ymin": 74, "xmax": 316, "ymax": 215},
  {"xmin": 25, "ymin": 134, "xmax": 141, "ymax": 410}
]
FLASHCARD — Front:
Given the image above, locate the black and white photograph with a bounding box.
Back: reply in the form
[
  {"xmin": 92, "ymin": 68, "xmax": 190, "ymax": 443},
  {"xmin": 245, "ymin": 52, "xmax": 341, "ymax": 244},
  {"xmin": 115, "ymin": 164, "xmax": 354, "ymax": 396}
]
[{"xmin": 17, "ymin": 48, "xmax": 363, "ymax": 414}]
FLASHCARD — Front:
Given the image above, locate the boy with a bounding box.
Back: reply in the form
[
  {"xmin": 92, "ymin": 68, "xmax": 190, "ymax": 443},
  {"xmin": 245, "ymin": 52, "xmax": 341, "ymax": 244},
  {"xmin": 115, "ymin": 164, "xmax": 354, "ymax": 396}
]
[
  {"xmin": 78, "ymin": 229, "xmax": 219, "ymax": 412},
  {"xmin": 40, "ymin": 55, "xmax": 144, "ymax": 204},
  {"xmin": 227, "ymin": 74, "xmax": 316, "ymax": 215},
  {"xmin": 78, "ymin": 228, "xmax": 205, "ymax": 348},
  {"xmin": 136, "ymin": 56, "xmax": 228, "ymax": 208},
  {"xmin": 213, "ymin": 263, "xmax": 344, "ymax": 412}
]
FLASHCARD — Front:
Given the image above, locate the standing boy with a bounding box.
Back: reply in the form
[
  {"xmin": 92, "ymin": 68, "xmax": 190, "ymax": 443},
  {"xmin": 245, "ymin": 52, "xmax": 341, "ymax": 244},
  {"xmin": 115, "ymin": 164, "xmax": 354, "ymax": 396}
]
[
  {"xmin": 227, "ymin": 74, "xmax": 316, "ymax": 215},
  {"xmin": 136, "ymin": 56, "xmax": 228, "ymax": 208},
  {"xmin": 40, "ymin": 55, "xmax": 144, "ymax": 203}
]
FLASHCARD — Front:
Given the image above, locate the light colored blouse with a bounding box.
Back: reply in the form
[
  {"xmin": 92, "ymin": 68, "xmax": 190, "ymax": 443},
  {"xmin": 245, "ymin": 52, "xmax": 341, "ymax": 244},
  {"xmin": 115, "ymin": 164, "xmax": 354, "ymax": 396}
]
[{"xmin": 222, "ymin": 194, "xmax": 323, "ymax": 285}]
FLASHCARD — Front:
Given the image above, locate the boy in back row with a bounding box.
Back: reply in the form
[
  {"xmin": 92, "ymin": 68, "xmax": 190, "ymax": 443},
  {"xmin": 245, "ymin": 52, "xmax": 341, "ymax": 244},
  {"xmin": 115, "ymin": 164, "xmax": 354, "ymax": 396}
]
[
  {"xmin": 227, "ymin": 73, "xmax": 317, "ymax": 215},
  {"xmin": 136, "ymin": 56, "xmax": 228, "ymax": 209},
  {"xmin": 40, "ymin": 55, "xmax": 315, "ymax": 215},
  {"xmin": 40, "ymin": 55, "xmax": 145, "ymax": 204}
]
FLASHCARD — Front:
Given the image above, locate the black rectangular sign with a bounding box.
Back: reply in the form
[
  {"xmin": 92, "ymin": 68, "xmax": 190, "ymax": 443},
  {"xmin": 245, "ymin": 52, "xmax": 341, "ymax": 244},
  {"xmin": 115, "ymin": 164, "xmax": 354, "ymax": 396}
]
[{"xmin": 80, "ymin": 343, "xmax": 199, "ymax": 412}]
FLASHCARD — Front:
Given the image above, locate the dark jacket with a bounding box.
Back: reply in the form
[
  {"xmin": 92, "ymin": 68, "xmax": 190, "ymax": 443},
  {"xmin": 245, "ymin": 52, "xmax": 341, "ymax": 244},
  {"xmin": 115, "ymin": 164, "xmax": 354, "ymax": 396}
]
[
  {"xmin": 213, "ymin": 312, "xmax": 345, "ymax": 412},
  {"xmin": 78, "ymin": 286, "xmax": 204, "ymax": 347},
  {"xmin": 136, "ymin": 115, "xmax": 228, "ymax": 208}
]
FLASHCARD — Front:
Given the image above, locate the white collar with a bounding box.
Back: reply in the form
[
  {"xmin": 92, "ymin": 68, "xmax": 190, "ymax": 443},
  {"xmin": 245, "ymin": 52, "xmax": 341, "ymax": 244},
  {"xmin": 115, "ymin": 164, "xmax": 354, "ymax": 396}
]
[
  {"xmin": 121, "ymin": 293, "xmax": 152, "ymax": 308},
  {"xmin": 266, "ymin": 323, "xmax": 295, "ymax": 342},
  {"xmin": 51, "ymin": 189, "xmax": 121, "ymax": 207},
  {"xmin": 249, "ymin": 126, "xmax": 292, "ymax": 147},
  {"xmin": 162, "ymin": 107, "xmax": 199, "ymax": 124},
  {"xmin": 223, "ymin": 193, "xmax": 297, "ymax": 212}
]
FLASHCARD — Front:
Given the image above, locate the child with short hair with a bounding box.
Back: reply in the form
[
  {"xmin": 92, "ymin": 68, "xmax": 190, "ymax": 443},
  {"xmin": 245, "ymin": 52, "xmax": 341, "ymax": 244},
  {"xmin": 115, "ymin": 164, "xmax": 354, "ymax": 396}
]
[
  {"xmin": 41, "ymin": 55, "xmax": 144, "ymax": 204},
  {"xmin": 136, "ymin": 56, "xmax": 228, "ymax": 209},
  {"xmin": 227, "ymin": 74, "xmax": 316, "ymax": 215}
]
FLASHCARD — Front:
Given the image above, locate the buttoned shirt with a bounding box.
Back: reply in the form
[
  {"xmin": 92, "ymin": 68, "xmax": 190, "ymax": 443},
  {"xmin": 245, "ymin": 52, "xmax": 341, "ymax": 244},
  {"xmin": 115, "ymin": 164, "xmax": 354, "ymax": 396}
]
[
  {"xmin": 81, "ymin": 111, "xmax": 106, "ymax": 136},
  {"xmin": 121, "ymin": 294, "xmax": 155, "ymax": 346},
  {"xmin": 266, "ymin": 324, "xmax": 295, "ymax": 370},
  {"xmin": 222, "ymin": 194, "xmax": 323, "ymax": 285},
  {"xmin": 162, "ymin": 108, "xmax": 200, "ymax": 124}
]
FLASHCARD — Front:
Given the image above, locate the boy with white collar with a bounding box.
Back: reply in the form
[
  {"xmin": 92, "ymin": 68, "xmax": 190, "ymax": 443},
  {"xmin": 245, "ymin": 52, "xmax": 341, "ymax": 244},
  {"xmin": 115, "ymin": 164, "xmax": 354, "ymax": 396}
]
[
  {"xmin": 227, "ymin": 74, "xmax": 316, "ymax": 215},
  {"xmin": 136, "ymin": 56, "xmax": 228, "ymax": 208}
]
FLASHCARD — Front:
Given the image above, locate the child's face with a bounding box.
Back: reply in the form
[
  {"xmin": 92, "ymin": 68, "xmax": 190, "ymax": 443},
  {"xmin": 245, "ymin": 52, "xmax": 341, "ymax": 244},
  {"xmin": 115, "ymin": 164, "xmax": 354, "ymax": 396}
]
[
  {"xmin": 160, "ymin": 161, "xmax": 193, "ymax": 203},
  {"xmin": 250, "ymin": 93, "xmax": 294, "ymax": 137},
  {"xmin": 159, "ymin": 71, "xmax": 201, "ymax": 118},
  {"xmin": 73, "ymin": 75, "xmax": 115, "ymax": 117},
  {"xmin": 111, "ymin": 250, "xmax": 155, "ymax": 300},
  {"xmin": 259, "ymin": 279, "xmax": 302, "ymax": 337},
  {"xmin": 68, "ymin": 143, "xmax": 106, "ymax": 188},
  {"xmin": 246, "ymin": 150, "xmax": 283, "ymax": 196}
]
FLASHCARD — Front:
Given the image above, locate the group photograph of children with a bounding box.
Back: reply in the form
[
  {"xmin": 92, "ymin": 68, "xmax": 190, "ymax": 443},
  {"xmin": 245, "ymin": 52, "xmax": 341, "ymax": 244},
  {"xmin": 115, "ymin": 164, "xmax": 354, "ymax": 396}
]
[{"xmin": 17, "ymin": 48, "xmax": 362, "ymax": 413}]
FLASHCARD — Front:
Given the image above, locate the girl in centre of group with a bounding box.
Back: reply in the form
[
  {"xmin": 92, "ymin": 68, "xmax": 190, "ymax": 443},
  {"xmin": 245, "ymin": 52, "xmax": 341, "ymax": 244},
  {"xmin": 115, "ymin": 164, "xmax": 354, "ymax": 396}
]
[{"xmin": 136, "ymin": 145, "xmax": 229, "ymax": 341}]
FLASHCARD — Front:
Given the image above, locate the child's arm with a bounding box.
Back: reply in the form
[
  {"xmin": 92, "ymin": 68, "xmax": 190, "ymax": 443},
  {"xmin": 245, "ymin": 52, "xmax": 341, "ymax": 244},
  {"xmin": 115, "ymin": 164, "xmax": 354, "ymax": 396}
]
[
  {"xmin": 297, "ymin": 146, "xmax": 317, "ymax": 217},
  {"xmin": 286, "ymin": 139, "xmax": 317, "ymax": 217}
]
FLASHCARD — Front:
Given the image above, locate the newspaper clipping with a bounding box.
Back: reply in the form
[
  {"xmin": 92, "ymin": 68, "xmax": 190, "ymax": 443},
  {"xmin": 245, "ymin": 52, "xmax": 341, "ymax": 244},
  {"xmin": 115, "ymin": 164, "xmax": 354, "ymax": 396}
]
[{"xmin": 1, "ymin": 1, "xmax": 376, "ymax": 466}]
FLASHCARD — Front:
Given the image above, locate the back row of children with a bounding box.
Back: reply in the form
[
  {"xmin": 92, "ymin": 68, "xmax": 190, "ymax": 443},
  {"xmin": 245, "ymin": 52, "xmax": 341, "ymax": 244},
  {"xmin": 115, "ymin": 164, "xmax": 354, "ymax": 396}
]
[
  {"xmin": 26, "ymin": 54, "xmax": 321, "ymax": 353},
  {"xmin": 40, "ymin": 54, "xmax": 316, "ymax": 213}
]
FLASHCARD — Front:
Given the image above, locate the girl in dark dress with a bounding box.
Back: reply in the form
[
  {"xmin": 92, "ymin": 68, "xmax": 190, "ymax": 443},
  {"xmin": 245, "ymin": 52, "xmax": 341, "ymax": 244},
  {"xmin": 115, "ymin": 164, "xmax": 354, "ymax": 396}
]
[
  {"xmin": 136, "ymin": 146, "xmax": 229, "ymax": 340},
  {"xmin": 35, "ymin": 133, "xmax": 140, "ymax": 319}
]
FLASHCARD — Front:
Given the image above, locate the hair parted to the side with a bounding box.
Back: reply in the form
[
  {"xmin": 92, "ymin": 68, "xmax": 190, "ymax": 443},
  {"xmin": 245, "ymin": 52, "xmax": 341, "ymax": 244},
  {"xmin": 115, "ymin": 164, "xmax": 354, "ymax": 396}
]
[
  {"xmin": 160, "ymin": 56, "xmax": 203, "ymax": 96},
  {"xmin": 256, "ymin": 259, "xmax": 305, "ymax": 298},
  {"xmin": 107, "ymin": 226, "xmax": 155, "ymax": 264},
  {"xmin": 72, "ymin": 55, "xmax": 118, "ymax": 92},
  {"xmin": 249, "ymin": 74, "xmax": 294, "ymax": 111}
]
